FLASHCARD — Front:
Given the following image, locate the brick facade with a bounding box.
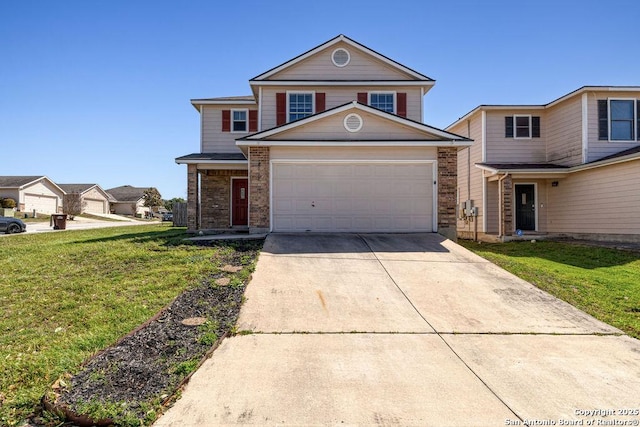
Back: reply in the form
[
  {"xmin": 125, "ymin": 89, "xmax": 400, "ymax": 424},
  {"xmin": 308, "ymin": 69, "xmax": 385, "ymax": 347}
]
[
  {"xmin": 437, "ymin": 147, "xmax": 458, "ymax": 241},
  {"xmin": 200, "ymin": 170, "xmax": 248, "ymax": 229},
  {"xmin": 500, "ymin": 174, "xmax": 513, "ymax": 236},
  {"xmin": 186, "ymin": 164, "xmax": 199, "ymax": 232},
  {"xmin": 248, "ymin": 147, "xmax": 270, "ymax": 233}
]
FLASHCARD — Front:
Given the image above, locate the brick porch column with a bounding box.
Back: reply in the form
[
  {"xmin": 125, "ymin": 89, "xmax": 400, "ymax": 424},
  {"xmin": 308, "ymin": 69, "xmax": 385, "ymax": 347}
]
[
  {"xmin": 187, "ymin": 164, "xmax": 199, "ymax": 232},
  {"xmin": 437, "ymin": 147, "xmax": 458, "ymax": 241},
  {"xmin": 500, "ymin": 174, "xmax": 513, "ymax": 236},
  {"xmin": 248, "ymin": 147, "xmax": 270, "ymax": 233}
]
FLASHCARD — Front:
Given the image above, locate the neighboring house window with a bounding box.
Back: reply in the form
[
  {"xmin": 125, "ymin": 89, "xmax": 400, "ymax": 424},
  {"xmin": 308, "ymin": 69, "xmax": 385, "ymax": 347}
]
[
  {"xmin": 231, "ymin": 109, "xmax": 247, "ymax": 132},
  {"xmin": 369, "ymin": 92, "xmax": 395, "ymax": 113},
  {"xmin": 288, "ymin": 93, "xmax": 314, "ymax": 122},
  {"xmin": 505, "ymin": 115, "xmax": 540, "ymax": 138},
  {"xmin": 598, "ymin": 99, "xmax": 639, "ymax": 141}
]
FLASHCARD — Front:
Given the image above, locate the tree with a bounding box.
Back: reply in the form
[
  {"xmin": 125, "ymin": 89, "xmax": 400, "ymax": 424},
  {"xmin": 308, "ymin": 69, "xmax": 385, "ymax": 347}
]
[
  {"xmin": 143, "ymin": 188, "xmax": 163, "ymax": 212},
  {"xmin": 164, "ymin": 197, "xmax": 185, "ymax": 211},
  {"xmin": 63, "ymin": 193, "xmax": 85, "ymax": 218}
]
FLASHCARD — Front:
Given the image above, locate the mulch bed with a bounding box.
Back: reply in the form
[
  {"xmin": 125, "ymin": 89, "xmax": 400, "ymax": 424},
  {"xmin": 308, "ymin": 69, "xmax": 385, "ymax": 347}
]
[{"xmin": 38, "ymin": 240, "xmax": 262, "ymax": 426}]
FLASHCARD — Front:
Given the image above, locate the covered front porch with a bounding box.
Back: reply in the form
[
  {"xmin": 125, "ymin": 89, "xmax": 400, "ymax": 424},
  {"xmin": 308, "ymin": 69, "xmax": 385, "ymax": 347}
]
[{"xmin": 478, "ymin": 163, "xmax": 570, "ymax": 240}]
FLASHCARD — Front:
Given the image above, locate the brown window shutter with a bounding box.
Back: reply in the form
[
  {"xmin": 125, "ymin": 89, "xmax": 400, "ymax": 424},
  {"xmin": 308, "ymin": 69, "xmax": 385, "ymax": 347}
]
[
  {"xmin": 397, "ymin": 93, "xmax": 407, "ymax": 117},
  {"xmin": 276, "ymin": 93, "xmax": 286, "ymax": 125},
  {"xmin": 505, "ymin": 116, "xmax": 514, "ymax": 138},
  {"xmin": 315, "ymin": 92, "xmax": 326, "ymax": 113},
  {"xmin": 357, "ymin": 92, "xmax": 368, "ymax": 104},
  {"xmin": 222, "ymin": 110, "xmax": 230, "ymax": 132},
  {"xmin": 249, "ymin": 110, "xmax": 258, "ymax": 132}
]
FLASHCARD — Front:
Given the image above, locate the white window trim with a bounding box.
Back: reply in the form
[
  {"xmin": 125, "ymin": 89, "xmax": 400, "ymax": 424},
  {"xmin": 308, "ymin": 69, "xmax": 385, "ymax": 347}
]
[
  {"xmin": 513, "ymin": 114, "xmax": 532, "ymax": 139},
  {"xmin": 607, "ymin": 98, "xmax": 637, "ymax": 142},
  {"xmin": 230, "ymin": 108, "xmax": 249, "ymax": 134},
  {"xmin": 368, "ymin": 91, "xmax": 396, "ymax": 114},
  {"xmin": 286, "ymin": 91, "xmax": 315, "ymax": 123}
]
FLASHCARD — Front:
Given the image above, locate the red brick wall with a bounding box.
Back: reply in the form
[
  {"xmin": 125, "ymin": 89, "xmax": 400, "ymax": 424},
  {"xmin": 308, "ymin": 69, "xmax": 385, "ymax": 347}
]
[
  {"xmin": 438, "ymin": 147, "xmax": 458, "ymax": 240},
  {"xmin": 200, "ymin": 170, "xmax": 248, "ymax": 229},
  {"xmin": 248, "ymin": 147, "xmax": 270, "ymax": 232},
  {"xmin": 187, "ymin": 164, "xmax": 199, "ymax": 232}
]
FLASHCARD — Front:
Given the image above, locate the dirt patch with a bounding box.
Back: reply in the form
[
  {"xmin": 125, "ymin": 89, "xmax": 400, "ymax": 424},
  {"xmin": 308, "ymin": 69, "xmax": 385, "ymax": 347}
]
[{"xmin": 38, "ymin": 239, "xmax": 262, "ymax": 426}]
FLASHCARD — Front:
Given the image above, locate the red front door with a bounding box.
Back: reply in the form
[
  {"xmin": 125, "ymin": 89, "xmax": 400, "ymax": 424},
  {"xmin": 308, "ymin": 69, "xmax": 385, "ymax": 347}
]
[{"xmin": 231, "ymin": 179, "xmax": 248, "ymax": 226}]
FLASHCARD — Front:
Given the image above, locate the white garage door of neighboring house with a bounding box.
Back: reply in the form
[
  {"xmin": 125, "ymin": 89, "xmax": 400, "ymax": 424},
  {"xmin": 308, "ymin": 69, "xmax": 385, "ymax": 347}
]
[
  {"xmin": 272, "ymin": 162, "xmax": 435, "ymax": 232},
  {"xmin": 24, "ymin": 194, "xmax": 58, "ymax": 214},
  {"xmin": 84, "ymin": 198, "xmax": 106, "ymax": 214}
]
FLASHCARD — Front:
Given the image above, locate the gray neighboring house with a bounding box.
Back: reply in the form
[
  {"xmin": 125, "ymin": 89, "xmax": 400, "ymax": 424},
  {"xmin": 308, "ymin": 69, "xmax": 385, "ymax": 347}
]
[
  {"xmin": 57, "ymin": 184, "xmax": 111, "ymax": 214},
  {"xmin": 106, "ymin": 185, "xmax": 151, "ymax": 216},
  {"xmin": 0, "ymin": 176, "xmax": 64, "ymax": 214}
]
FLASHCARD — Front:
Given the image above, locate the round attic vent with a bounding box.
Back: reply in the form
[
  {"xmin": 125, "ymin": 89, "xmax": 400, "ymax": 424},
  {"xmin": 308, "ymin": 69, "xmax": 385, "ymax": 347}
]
[
  {"xmin": 344, "ymin": 113, "xmax": 363, "ymax": 132},
  {"xmin": 332, "ymin": 48, "xmax": 350, "ymax": 67}
]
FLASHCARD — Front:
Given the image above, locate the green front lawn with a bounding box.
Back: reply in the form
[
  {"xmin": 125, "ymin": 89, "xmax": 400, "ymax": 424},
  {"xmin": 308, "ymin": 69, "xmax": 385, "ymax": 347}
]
[
  {"xmin": 0, "ymin": 224, "xmax": 249, "ymax": 426},
  {"xmin": 459, "ymin": 240, "xmax": 640, "ymax": 339}
]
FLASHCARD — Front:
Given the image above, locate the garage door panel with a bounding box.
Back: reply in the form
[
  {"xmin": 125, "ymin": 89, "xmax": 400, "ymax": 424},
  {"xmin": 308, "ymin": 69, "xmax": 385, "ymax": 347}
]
[{"xmin": 273, "ymin": 162, "xmax": 434, "ymax": 232}]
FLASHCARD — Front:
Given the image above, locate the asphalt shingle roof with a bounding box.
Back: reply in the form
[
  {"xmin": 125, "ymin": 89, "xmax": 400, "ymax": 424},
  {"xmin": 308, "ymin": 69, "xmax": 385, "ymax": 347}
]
[
  {"xmin": 106, "ymin": 185, "xmax": 149, "ymax": 202},
  {"xmin": 0, "ymin": 176, "xmax": 45, "ymax": 188}
]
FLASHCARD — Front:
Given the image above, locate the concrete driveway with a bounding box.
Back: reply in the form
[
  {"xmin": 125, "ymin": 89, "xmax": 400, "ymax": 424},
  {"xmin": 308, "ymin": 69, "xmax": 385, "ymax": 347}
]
[{"xmin": 156, "ymin": 233, "xmax": 640, "ymax": 426}]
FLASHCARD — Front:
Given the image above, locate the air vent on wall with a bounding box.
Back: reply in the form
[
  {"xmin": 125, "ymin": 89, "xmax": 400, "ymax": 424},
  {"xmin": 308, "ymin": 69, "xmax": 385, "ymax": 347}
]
[
  {"xmin": 343, "ymin": 113, "xmax": 363, "ymax": 132},
  {"xmin": 332, "ymin": 48, "xmax": 350, "ymax": 67}
]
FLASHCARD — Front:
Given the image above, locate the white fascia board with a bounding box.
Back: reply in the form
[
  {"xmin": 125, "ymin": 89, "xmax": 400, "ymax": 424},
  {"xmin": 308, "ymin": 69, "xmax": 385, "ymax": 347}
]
[
  {"xmin": 474, "ymin": 164, "xmax": 570, "ymax": 175},
  {"xmin": 191, "ymin": 100, "xmax": 256, "ymax": 106},
  {"xmin": 249, "ymin": 80, "xmax": 434, "ymax": 87},
  {"xmin": 236, "ymin": 140, "xmax": 471, "ymax": 148},
  {"xmin": 570, "ymin": 152, "xmax": 640, "ymax": 172}
]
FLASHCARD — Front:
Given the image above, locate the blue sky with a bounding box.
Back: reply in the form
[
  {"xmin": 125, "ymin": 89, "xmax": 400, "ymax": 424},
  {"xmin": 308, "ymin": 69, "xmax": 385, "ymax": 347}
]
[{"xmin": 1, "ymin": 0, "xmax": 638, "ymax": 199}]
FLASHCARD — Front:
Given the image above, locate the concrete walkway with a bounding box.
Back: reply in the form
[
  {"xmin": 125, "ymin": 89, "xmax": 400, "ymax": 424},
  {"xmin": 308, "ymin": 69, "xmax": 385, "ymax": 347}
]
[{"xmin": 155, "ymin": 233, "xmax": 640, "ymax": 426}]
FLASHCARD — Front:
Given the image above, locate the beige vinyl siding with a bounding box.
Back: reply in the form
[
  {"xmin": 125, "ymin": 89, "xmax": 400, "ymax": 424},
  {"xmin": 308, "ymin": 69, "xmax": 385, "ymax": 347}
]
[
  {"xmin": 270, "ymin": 41, "xmax": 415, "ymax": 81},
  {"xmin": 201, "ymin": 105, "xmax": 254, "ymax": 153},
  {"xmin": 585, "ymin": 90, "xmax": 640, "ymax": 162},
  {"xmin": 270, "ymin": 146, "xmax": 437, "ymax": 161},
  {"xmin": 486, "ymin": 181, "xmax": 499, "ymax": 234},
  {"xmin": 450, "ymin": 114, "xmax": 484, "ymax": 234},
  {"xmin": 260, "ymin": 86, "xmax": 423, "ymax": 130},
  {"xmin": 485, "ymin": 110, "xmax": 546, "ymax": 163},
  {"xmin": 82, "ymin": 187, "xmax": 108, "ymax": 214},
  {"xmin": 270, "ymin": 110, "xmax": 436, "ymax": 141},
  {"xmin": 545, "ymin": 96, "xmax": 583, "ymax": 166},
  {"xmin": 545, "ymin": 160, "xmax": 640, "ymax": 235}
]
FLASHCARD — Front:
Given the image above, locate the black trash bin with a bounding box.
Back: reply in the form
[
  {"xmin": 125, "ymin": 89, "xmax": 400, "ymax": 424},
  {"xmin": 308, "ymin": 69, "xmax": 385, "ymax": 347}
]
[{"xmin": 51, "ymin": 214, "xmax": 67, "ymax": 230}]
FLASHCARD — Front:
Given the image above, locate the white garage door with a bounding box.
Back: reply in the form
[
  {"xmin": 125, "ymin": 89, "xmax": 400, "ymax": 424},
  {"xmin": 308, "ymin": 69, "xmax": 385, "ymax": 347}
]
[
  {"xmin": 84, "ymin": 198, "xmax": 106, "ymax": 214},
  {"xmin": 272, "ymin": 162, "xmax": 434, "ymax": 232},
  {"xmin": 24, "ymin": 194, "xmax": 58, "ymax": 214}
]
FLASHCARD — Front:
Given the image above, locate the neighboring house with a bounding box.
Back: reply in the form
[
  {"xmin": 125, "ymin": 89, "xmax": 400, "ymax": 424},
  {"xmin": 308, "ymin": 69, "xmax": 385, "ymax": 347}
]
[
  {"xmin": 106, "ymin": 185, "xmax": 151, "ymax": 216},
  {"xmin": 0, "ymin": 176, "xmax": 64, "ymax": 214},
  {"xmin": 176, "ymin": 35, "xmax": 471, "ymax": 237},
  {"xmin": 447, "ymin": 86, "xmax": 640, "ymax": 243},
  {"xmin": 57, "ymin": 184, "xmax": 110, "ymax": 214}
]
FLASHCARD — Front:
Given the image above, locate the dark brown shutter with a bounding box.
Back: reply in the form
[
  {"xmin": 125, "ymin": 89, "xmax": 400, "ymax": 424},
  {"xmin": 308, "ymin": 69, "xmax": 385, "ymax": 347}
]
[
  {"xmin": 637, "ymin": 100, "xmax": 639, "ymax": 140},
  {"xmin": 249, "ymin": 110, "xmax": 258, "ymax": 132},
  {"xmin": 357, "ymin": 92, "xmax": 368, "ymax": 104},
  {"xmin": 222, "ymin": 110, "xmax": 230, "ymax": 132},
  {"xmin": 315, "ymin": 92, "xmax": 325, "ymax": 113},
  {"xmin": 397, "ymin": 93, "xmax": 407, "ymax": 117},
  {"xmin": 276, "ymin": 93, "xmax": 286, "ymax": 126},
  {"xmin": 598, "ymin": 100, "xmax": 608, "ymax": 140},
  {"xmin": 505, "ymin": 116, "xmax": 514, "ymax": 138},
  {"xmin": 532, "ymin": 116, "xmax": 540, "ymax": 138}
]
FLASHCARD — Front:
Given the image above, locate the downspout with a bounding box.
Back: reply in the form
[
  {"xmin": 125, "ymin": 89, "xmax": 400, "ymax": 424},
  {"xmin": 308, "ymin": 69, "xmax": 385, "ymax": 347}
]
[{"xmin": 497, "ymin": 173, "xmax": 509, "ymax": 238}]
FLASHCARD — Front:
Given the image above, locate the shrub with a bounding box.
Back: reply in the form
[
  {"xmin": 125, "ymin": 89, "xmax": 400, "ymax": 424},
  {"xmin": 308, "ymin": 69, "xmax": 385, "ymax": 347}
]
[{"xmin": 1, "ymin": 198, "xmax": 16, "ymax": 208}]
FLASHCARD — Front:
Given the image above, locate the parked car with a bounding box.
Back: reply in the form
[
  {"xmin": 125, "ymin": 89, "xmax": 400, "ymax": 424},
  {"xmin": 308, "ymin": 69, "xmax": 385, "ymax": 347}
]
[
  {"xmin": 162, "ymin": 212, "xmax": 173, "ymax": 222},
  {"xmin": 0, "ymin": 216, "xmax": 27, "ymax": 234}
]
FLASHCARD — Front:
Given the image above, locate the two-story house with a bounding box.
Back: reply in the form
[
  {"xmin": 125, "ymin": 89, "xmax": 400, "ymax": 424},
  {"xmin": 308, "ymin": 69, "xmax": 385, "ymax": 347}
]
[
  {"xmin": 448, "ymin": 86, "xmax": 640, "ymax": 242},
  {"xmin": 176, "ymin": 35, "xmax": 471, "ymax": 238}
]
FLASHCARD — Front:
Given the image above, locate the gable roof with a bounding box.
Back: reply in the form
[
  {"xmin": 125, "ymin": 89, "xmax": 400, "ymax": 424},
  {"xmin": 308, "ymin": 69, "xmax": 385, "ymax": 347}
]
[
  {"xmin": 106, "ymin": 185, "xmax": 149, "ymax": 203},
  {"xmin": 236, "ymin": 101, "xmax": 471, "ymax": 149},
  {"xmin": 58, "ymin": 184, "xmax": 96, "ymax": 193},
  {"xmin": 447, "ymin": 85, "xmax": 640, "ymax": 129},
  {"xmin": 190, "ymin": 95, "xmax": 256, "ymax": 111},
  {"xmin": 250, "ymin": 34, "xmax": 434, "ymax": 83},
  {"xmin": 0, "ymin": 175, "xmax": 47, "ymax": 188}
]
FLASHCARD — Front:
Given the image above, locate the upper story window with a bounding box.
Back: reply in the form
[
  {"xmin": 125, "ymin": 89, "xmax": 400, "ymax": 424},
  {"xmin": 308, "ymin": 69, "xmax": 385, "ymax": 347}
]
[
  {"xmin": 288, "ymin": 93, "xmax": 314, "ymax": 122},
  {"xmin": 369, "ymin": 92, "xmax": 395, "ymax": 113},
  {"xmin": 232, "ymin": 109, "xmax": 248, "ymax": 132},
  {"xmin": 599, "ymin": 99, "xmax": 639, "ymax": 141},
  {"xmin": 505, "ymin": 115, "xmax": 540, "ymax": 139}
]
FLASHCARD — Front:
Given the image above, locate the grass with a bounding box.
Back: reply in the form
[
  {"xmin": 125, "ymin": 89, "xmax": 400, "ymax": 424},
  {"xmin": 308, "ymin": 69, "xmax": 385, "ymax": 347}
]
[
  {"xmin": 458, "ymin": 239, "xmax": 640, "ymax": 339},
  {"xmin": 0, "ymin": 224, "xmax": 239, "ymax": 426}
]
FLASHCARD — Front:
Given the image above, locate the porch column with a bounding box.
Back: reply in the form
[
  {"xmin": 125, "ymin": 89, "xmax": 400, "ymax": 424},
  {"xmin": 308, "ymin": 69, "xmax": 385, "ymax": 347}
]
[
  {"xmin": 500, "ymin": 174, "xmax": 513, "ymax": 236},
  {"xmin": 187, "ymin": 164, "xmax": 199, "ymax": 232},
  {"xmin": 437, "ymin": 147, "xmax": 458, "ymax": 241},
  {"xmin": 248, "ymin": 147, "xmax": 270, "ymax": 234}
]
